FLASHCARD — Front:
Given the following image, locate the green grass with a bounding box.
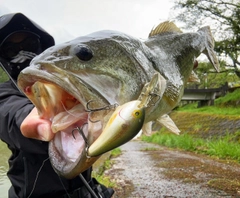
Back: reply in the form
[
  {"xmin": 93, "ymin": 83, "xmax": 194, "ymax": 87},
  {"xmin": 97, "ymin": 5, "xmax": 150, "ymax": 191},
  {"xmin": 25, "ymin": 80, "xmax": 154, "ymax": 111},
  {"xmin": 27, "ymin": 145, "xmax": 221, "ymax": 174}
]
[
  {"xmin": 177, "ymin": 88, "xmax": 240, "ymax": 115},
  {"xmin": 141, "ymin": 147, "xmax": 160, "ymax": 151},
  {"xmin": 141, "ymin": 130, "xmax": 240, "ymax": 162},
  {"xmin": 0, "ymin": 67, "xmax": 9, "ymax": 83},
  {"xmin": 178, "ymin": 104, "xmax": 240, "ymax": 115},
  {"xmin": 110, "ymin": 147, "xmax": 121, "ymax": 157},
  {"xmin": 92, "ymin": 148, "xmax": 122, "ymax": 188},
  {"xmin": 142, "ymin": 89, "xmax": 240, "ymax": 163},
  {"xmin": 215, "ymin": 89, "xmax": 240, "ymax": 106}
]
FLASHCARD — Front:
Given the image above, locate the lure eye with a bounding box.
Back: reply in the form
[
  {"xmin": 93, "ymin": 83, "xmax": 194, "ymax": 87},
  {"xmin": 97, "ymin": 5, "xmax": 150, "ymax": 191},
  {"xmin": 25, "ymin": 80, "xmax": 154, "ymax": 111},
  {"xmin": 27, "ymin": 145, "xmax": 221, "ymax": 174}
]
[
  {"xmin": 74, "ymin": 45, "xmax": 93, "ymax": 61},
  {"xmin": 132, "ymin": 110, "xmax": 142, "ymax": 118}
]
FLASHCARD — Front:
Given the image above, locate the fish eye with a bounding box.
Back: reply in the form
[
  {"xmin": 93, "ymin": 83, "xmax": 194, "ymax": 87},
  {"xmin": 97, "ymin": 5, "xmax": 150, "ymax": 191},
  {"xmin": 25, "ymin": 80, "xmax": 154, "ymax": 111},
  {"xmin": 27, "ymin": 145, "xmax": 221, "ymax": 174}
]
[{"xmin": 74, "ymin": 45, "xmax": 93, "ymax": 61}]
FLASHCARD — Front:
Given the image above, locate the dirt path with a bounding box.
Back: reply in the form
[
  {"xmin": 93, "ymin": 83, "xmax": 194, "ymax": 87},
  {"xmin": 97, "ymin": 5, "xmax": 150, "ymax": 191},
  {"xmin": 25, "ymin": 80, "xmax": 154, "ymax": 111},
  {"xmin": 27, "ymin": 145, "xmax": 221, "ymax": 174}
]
[{"xmin": 104, "ymin": 140, "xmax": 240, "ymax": 198}]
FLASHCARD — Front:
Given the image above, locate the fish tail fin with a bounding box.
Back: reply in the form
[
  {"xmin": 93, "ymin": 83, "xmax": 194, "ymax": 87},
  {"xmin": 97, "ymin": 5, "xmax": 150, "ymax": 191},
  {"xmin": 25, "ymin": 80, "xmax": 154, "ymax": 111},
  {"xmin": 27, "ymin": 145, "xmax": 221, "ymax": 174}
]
[{"xmin": 198, "ymin": 26, "xmax": 220, "ymax": 72}]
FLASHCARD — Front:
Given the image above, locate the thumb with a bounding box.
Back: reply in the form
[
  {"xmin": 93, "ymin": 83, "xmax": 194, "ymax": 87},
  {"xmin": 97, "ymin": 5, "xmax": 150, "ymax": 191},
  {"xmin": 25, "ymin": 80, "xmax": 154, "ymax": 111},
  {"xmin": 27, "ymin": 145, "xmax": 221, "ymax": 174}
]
[{"xmin": 20, "ymin": 107, "xmax": 54, "ymax": 141}]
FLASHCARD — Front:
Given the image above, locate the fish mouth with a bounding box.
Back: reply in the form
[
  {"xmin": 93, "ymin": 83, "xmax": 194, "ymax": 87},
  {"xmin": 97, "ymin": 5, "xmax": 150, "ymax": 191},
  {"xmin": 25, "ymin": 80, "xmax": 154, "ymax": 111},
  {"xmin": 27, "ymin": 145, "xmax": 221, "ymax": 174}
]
[
  {"xmin": 18, "ymin": 65, "xmax": 117, "ymax": 178},
  {"xmin": 26, "ymin": 81, "xmax": 110, "ymax": 178}
]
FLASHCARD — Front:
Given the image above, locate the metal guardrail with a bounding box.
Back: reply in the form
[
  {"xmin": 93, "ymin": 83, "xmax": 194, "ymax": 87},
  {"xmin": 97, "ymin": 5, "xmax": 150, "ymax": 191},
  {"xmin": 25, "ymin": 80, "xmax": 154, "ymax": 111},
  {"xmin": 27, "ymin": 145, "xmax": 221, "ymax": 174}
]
[{"xmin": 181, "ymin": 83, "xmax": 229, "ymax": 107}]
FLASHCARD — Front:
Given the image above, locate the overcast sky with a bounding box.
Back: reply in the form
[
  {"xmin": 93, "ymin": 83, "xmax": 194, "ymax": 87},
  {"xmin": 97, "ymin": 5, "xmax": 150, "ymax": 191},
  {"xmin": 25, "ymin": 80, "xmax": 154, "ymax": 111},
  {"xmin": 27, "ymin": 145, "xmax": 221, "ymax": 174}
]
[{"xmin": 0, "ymin": 0, "xmax": 175, "ymax": 44}]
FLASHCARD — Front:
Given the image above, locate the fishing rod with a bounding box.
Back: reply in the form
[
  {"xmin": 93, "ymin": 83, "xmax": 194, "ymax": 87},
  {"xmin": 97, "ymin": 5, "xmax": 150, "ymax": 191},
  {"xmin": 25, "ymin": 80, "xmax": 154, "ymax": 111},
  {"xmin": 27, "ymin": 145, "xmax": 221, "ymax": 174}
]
[{"xmin": 79, "ymin": 174, "xmax": 100, "ymax": 198}]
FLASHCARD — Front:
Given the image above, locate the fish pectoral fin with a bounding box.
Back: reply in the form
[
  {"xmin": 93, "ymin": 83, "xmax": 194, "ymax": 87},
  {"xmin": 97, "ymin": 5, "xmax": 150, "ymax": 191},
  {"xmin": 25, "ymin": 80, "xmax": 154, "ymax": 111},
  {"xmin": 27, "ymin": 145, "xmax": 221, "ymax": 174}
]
[
  {"xmin": 156, "ymin": 114, "xmax": 180, "ymax": 135},
  {"xmin": 198, "ymin": 26, "xmax": 220, "ymax": 72},
  {"xmin": 188, "ymin": 70, "xmax": 200, "ymax": 83},
  {"xmin": 142, "ymin": 121, "xmax": 153, "ymax": 136},
  {"xmin": 138, "ymin": 72, "xmax": 167, "ymax": 108}
]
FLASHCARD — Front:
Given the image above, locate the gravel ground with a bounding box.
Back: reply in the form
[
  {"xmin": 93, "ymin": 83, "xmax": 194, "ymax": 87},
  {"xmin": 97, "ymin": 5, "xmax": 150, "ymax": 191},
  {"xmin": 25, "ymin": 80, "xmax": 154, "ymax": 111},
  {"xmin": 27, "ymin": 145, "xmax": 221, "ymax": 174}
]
[{"xmin": 104, "ymin": 140, "xmax": 240, "ymax": 198}]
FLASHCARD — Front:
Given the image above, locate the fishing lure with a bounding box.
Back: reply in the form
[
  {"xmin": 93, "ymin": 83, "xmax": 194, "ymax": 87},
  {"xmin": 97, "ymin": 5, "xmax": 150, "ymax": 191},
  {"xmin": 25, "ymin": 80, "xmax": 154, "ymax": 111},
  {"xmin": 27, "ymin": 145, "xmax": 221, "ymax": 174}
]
[{"xmin": 87, "ymin": 100, "xmax": 145, "ymax": 157}]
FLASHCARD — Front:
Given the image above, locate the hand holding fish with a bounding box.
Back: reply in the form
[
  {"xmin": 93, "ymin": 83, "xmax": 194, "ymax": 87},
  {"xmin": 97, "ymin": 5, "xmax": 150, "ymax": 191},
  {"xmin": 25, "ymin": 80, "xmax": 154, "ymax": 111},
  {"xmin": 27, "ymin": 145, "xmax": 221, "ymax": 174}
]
[{"xmin": 21, "ymin": 107, "xmax": 54, "ymax": 141}]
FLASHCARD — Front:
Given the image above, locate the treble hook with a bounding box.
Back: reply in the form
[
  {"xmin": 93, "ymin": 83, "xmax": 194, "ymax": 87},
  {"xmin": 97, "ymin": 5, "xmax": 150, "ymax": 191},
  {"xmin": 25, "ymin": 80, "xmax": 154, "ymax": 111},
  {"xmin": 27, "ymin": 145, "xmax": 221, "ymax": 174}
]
[
  {"xmin": 71, "ymin": 124, "xmax": 92, "ymax": 159},
  {"xmin": 85, "ymin": 100, "xmax": 118, "ymax": 112},
  {"xmin": 85, "ymin": 100, "xmax": 119, "ymax": 124},
  {"xmin": 72, "ymin": 124, "xmax": 88, "ymax": 146},
  {"xmin": 147, "ymin": 92, "xmax": 161, "ymax": 107},
  {"xmin": 138, "ymin": 92, "xmax": 161, "ymax": 108}
]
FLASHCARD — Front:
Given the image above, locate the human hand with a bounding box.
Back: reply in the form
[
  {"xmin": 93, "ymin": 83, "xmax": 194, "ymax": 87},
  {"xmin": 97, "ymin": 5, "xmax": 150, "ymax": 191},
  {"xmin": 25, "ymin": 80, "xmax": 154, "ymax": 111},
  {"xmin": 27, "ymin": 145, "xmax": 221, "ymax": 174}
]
[{"xmin": 20, "ymin": 107, "xmax": 54, "ymax": 141}]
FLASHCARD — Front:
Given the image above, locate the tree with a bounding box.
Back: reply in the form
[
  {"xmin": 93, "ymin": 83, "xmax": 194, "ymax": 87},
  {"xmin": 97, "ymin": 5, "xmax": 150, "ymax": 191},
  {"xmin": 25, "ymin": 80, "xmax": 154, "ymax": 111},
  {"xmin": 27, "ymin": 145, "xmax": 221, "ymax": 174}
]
[
  {"xmin": 172, "ymin": 0, "xmax": 240, "ymax": 77},
  {"xmin": 186, "ymin": 61, "xmax": 239, "ymax": 89}
]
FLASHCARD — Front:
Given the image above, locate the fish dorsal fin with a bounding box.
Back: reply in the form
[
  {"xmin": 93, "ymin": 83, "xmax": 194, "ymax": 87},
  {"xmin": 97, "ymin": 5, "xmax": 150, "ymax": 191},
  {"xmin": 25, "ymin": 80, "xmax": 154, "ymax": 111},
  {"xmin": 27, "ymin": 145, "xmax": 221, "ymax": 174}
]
[{"xmin": 149, "ymin": 21, "xmax": 182, "ymax": 37}]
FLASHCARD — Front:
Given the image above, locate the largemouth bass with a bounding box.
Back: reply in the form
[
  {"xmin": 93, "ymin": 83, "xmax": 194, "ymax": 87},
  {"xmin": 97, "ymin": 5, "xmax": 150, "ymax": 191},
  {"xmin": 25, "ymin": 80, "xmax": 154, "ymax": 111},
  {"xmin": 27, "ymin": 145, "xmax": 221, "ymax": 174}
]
[{"xmin": 18, "ymin": 21, "xmax": 219, "ymax": 179}]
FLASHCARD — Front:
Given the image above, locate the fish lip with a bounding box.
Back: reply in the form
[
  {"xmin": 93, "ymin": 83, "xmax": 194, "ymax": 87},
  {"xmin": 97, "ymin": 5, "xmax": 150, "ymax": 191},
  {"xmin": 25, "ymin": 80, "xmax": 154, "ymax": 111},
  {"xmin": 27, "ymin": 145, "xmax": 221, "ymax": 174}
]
[
  {"xmin": 18, "ymin": 62, "xmax": 114, "ymax": 106},
  {"xmin": 49, "ymin": 139, "xmax": 100, "ymax": 179},
  {"xmin": 48, "ymin": 132, "xmax": 86, "ymax": 178},
  {"xmin": 48, "ymin": 102, "xmax": 94, "ymax": 178}
]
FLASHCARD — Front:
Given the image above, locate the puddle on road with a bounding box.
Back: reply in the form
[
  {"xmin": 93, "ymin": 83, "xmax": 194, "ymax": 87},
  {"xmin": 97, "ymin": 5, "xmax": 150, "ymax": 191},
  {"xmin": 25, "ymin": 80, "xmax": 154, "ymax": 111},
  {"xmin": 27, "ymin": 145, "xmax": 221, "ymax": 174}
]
[{"xmin": 152, "ymin": 149, "xmax": 240, "ymax": 194}]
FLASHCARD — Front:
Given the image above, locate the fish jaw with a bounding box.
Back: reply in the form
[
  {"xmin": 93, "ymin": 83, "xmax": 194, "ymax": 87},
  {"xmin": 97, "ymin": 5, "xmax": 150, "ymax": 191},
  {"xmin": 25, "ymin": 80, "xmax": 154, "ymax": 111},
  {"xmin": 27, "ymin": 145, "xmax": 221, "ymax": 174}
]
[
  {"xmin": 17, "ymin": 64, "xmax": 122, "ymax": 178},
  {"xmin": 21, "ymin": 80, "xmax": 104, "ymax": 178},
  {"xmin": 49, "ymin": 131, "xmax": 100, "ymax": 179}
]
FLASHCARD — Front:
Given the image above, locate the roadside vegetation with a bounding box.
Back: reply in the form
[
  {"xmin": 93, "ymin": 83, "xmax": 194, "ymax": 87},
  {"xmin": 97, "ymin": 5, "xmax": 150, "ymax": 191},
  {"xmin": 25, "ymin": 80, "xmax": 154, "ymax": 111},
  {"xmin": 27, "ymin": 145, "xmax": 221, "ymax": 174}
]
[
  {"xmin": 92, "ymin": 148, "xmax": 121, "ymax": 188},
  {"xmin": 142, "ymin": 88, "xmax": 240, "ymax": 163},
  {"xmin": 177, "ymin": 88, "xmax": 240, "ymax": 116},
  {"xmin": 142, "ymin": 130, "xmax": 240, "ymax": 162}
]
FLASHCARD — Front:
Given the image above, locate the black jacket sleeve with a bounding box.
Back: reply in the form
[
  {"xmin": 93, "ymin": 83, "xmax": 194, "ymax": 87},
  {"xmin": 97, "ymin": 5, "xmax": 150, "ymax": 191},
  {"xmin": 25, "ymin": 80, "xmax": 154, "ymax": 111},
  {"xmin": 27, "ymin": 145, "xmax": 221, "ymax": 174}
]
[{"xmin": 0, "ymin": 80, "xmax": 48, "ymax": 154}]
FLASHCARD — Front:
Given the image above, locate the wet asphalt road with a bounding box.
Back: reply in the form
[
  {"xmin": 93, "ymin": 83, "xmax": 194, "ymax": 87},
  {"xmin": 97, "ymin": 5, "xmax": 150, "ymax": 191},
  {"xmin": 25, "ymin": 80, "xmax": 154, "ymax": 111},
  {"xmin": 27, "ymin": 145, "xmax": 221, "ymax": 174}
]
[{"xmin": 104, "ymin": 140, "xmax": 239, "ymax": 198}]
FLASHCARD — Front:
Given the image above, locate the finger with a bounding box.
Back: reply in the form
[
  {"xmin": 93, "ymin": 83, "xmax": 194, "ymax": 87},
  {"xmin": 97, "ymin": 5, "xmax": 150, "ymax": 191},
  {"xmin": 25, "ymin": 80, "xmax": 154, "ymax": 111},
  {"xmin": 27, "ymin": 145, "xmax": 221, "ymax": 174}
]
[{"xmin": 20, "ymin": 107, "xmax": 55, "ymax": 141}]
